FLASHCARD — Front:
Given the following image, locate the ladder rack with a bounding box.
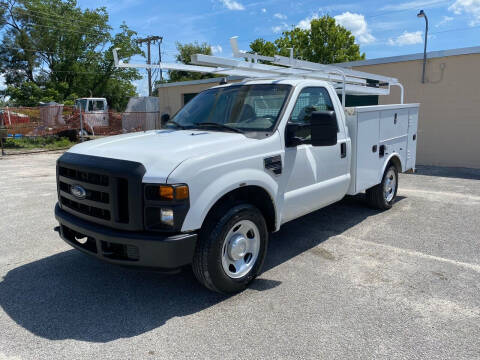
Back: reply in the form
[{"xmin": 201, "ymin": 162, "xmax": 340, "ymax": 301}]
[{"xmin": 113, "ymin": 37, "xmax": 405, "ymax": 106}]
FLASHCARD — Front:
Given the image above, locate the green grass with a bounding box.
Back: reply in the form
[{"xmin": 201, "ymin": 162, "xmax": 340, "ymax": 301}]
[{"xmin": 3, "ymin": 136, "xmax": 75, "ymax": 150}]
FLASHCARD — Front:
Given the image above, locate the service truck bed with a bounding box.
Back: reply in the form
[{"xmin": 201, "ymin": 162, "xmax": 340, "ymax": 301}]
[{"xmin": 345, "ymin": 103, "xmax": 419, "ymax": 195}]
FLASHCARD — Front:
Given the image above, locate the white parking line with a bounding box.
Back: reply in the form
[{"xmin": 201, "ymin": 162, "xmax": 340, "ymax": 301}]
[
  {"xmin": 400, "ymin": 188, "xmax": 480, "ymax": 202},
  {"xmin": 340, "ymin": 235, "xmax": 480, "ymax": 273}
]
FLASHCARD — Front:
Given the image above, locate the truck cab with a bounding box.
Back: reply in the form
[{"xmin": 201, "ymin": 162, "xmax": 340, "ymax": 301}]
[
  {"xmin": 74, "ymin": 97, "xmax": 109, "ymax": 130},
  {"xmin": 55, "ymin": 79, "xmax": 418, "ymax": 293}
]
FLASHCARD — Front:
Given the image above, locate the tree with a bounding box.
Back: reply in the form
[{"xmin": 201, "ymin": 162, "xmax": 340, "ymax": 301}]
[
  {"xmin": 249, "ymin": 38, "xmax": 277, "ymax": 57},
  {"xmin": 168, "ymin": 41, "xmax": 217, "ymax": 82},
  {"xmin": 0, "ymin": 0, "xmax": 143, "ymax": 110},
  {"xmin": 249, "ymin": 16, "xmax": 365, "ymax": 64}
]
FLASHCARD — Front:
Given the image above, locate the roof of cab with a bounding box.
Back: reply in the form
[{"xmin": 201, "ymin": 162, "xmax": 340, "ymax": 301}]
[
  {"xmin": 210, "ymin": 78, "xmax": 330, "ymax": 89},
  {"xmin": 76, "ymin": 97, "xmax": 107, "ymax": 101}
]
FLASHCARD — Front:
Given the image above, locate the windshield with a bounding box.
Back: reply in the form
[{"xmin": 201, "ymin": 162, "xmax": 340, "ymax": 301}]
[
  {"xmin": 75, "ymin": 99, "xmax": 87, "ymax": 111},
  {"xmin": 169, "ymin": 84, "xmax": 291, "ymax": 132}
]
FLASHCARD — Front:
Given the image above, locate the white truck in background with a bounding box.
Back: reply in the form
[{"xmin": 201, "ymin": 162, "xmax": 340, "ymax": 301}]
[
  {"xmin": 53, "ymin": 40, "xmax": 418, "ymax": 294},
  {"xmin": 74, "ymin": 97, "xmax": 109, "ymax": 132}
]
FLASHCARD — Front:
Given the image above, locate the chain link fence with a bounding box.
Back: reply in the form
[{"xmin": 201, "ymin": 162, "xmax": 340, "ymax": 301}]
[{"xmin": 0, "ymin": 104, "xmax": 165, "ymax": 155}]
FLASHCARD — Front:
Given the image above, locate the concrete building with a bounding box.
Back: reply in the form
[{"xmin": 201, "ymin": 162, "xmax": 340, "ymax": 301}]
[{"xmin": 157, "ymin": 46, "xmax": 480, "ymax": 168}]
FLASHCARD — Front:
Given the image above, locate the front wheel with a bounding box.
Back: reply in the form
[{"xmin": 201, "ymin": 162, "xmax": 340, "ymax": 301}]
[
  {"xmin": 192, "ymin": 204, "xmax": 268, "ymax": 294},
  {"xmin": 366, "ymin": 165, "xmax": 399, "ymax": 210}
]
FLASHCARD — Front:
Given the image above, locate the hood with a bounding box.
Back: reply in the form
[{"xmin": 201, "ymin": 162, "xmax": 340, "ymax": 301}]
[{"xmin": 68, "ymin": 129, "xmax": 250, "ymax": 182}]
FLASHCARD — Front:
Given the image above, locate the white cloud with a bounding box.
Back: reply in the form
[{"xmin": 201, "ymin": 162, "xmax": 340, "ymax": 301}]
[
  {"xmin": 388, "ymin": 31, "xmax": 423, "ymax": 46},
  {"xmin": 334, "ymin": 12, "xmax": 375, "ymax": 44},
  {"xmin": 261, "ymin": 8, "xmax": 267, "ymax": 13},
  {"xmin": 272, "ymin": 22, "xmax": 289, "ymax": 33},
  {"xmin": 435, "ymin": 15, "xmax": 454, "ymax": 27},
  {"xmin": 381, "ymin": 0, "xmax": 447, "ymax": 11},
  {"xmin": 274, "ymin": 13, "xmax": 287, "ymax": 20},
  {"xmin": 219, "ymin": 0, "xmax": 245, "ymax": 11},
  {"xmin": 211, "ymin": 45, "xmax": 223, "ymax": 54},
  {"xmin": 297, "ymin": 14, "xmax": 319, "ymax": 30},
  {"xmin": 0, "ymin": 74, "xmax": 5, "ymax": 90},
  {"xmin": 449, "ymin": 0, "xmax": 480, "ymax": 25}
]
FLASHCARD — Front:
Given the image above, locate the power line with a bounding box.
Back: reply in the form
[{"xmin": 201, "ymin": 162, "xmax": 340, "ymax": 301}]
[
  {"xmin": 0, "ymin": 45, "xmax": 148, "ymax": 62},
  {"xmin": 2, "ymin": 7, "xmax": 183, "ymax": 49},
  {"xmin": 12, "ymin": 7, "xmax": 109, "ymax": 28},
  {"xmin": 10, "ymin": 7, "xmax": 165, "ymax": 39},
  {"xmin": 1, "ymin": 45, "xmax": 96, "ymax": 56},
  {"xmin": 6, "ymin": 7, "xmax": 179, "ymax": 43},
  {"xmin": 430, "ymin": 24, "xmax": 480, "ymax": 34},
  {"xmin": 18, "ymin": 22, "xmax": 108, "ymax": 36},
  {"xmin": 370, "ymin": 24, "xmax": 480, "ymax": 43},
  {"xmin": 3, "ymin": 68, "xmax": 101, "ymax": 75},
  {"xmin": 11, "ymin": 8, "xmax": 109, "ymax": 33}
]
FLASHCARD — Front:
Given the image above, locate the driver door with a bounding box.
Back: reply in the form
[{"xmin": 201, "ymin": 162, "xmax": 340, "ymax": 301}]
[{"xmin": 281, "ymin": 86, "xmax": 350, "ymax": 223}]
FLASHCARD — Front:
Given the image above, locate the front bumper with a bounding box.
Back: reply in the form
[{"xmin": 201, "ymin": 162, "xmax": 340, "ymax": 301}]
[{"xmin": 55, "ymin": 203, "xmax": 197, "ymax": 269}]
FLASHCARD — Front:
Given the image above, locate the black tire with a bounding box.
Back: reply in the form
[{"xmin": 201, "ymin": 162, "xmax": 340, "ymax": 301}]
[
  {"xmin": 192, "ymin": 204, "xmax": 268, "ymax": 294},
  {"xmin": 366, "ymin": 165, "xmax": 398, "ymax": 210}
]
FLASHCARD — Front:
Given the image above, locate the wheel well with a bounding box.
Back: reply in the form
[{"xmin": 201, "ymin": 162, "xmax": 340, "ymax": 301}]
[
  {"xmin": 388, "ymin": 155, "xmax": 402, "ymax": 173},
  {"xmin": 204, "ymin": 186, "xmax": 276, "ymax": 232}
]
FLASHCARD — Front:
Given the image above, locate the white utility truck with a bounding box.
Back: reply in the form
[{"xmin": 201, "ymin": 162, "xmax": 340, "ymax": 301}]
[
  {"xmin": 54, "ymin": 38, "xmax": 418, "ymax": 293},
  {"xmin": 74, "ymin": 97, "xmax": 109, "ymax": 131}
]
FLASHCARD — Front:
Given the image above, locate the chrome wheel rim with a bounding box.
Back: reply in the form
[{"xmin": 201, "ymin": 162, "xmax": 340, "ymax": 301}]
[
  {"xmin": 384, "ymin": 169, "xmax": 397, "ymax": 202},
  {"xmin": 221, "ymin": 220, "xmax": 260, "ymax": 279}
]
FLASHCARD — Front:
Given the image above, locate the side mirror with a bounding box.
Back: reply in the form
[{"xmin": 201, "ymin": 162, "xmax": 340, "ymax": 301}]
[
  {"xmin": 161, "ymin": 113, "xmax": 170, "ymax": 126},
  {"xmin": 311, "ymin": 111, "xmax": 338, "ymax": 147},
  {"xmin": 285, "ymin": 123, "xmax": 302, "ymax": 147}
]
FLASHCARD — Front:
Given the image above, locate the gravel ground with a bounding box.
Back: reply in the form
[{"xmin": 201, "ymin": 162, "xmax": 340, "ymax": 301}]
[{"xmin": 0, "ymin": 152, "xmax": 479, "ymax": 360}]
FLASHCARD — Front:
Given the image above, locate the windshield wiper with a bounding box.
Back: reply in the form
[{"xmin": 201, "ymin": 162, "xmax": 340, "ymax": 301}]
[
  {"xmin": 192, "ymin": 122, "xmax": 244, "ymax": 134},
  {"xmin": 166, "ymin": 120, "xmax": 186, "ymax": 130}
]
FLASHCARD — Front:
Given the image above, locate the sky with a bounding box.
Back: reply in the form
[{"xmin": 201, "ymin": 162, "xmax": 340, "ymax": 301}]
[{"xmin": 3, "ymin": 0, "xmax": 480, "ymax": 95}]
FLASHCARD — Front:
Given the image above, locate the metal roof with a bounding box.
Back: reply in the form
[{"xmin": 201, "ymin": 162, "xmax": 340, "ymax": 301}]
[{"xmin": 337, "ymin": 46, "xmax": 480, "ymax": 67}]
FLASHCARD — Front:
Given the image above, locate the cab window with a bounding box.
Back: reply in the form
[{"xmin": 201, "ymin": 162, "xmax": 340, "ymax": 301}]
[
  {"xmin": 289, "ymin": 87, "xmax": 336, "ymax": 142},
  {"xmin": 93, "ymin": 100, "xmax": 105, "ymax": 111}
]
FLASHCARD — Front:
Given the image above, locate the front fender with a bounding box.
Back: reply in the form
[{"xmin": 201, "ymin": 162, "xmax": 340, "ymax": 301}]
[{"xmin": 181, "ymin": 169, "xmax": 279, "ymax": 232}]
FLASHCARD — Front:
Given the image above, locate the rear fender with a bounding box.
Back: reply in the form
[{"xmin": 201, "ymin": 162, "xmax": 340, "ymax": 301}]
[{"xmin": 379, "ymin": 153, "xmax": 403, "ymax": 183}]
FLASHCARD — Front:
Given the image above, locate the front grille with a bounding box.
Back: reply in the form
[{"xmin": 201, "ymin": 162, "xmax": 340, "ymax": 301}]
[
  {"xmin": 60, "ymin": 196, "xmax": 111, "ymax": 220},
  {"xmin": 59, "ymin": 181, "xmax": 109, "ymax": 203},
  {"xmin": 59, "ymin": 166, "xmax": 109, "ymax": 186},
  {"xmin": 58, "ymin": 165, "xmax": 114, "ymax": 223},
  {"xmin": 56, "ymin": 153, "xmax": 146, "ymax": 231}
]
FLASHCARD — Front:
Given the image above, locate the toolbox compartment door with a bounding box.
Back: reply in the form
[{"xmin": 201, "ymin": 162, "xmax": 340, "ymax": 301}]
[
  {"xmin": 406, "ymin": 107, "xmax": 419, "ymax": 171},
  {"xmin": 355, "ymin": 111, "xmax": 381, "ymax": 193}
]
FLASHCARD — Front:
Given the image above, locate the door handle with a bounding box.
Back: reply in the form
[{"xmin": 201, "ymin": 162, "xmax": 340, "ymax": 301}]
[
  {"xmin": 379, "ymin": 145, "xmax": 386, "ymax": 157},
  {"xmin": 340, "ymin": 142, "xmax": 346, "ymax": 158}
]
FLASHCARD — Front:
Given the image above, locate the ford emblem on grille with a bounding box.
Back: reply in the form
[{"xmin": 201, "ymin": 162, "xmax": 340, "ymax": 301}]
[{"xmin": 70, "ymin": 184, "xmax": 87, "ymax": 200}]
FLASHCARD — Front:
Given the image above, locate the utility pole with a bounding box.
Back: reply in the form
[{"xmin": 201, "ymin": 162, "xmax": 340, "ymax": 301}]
[
  {"xmin": 137, "ymin": 35, "xmax": 163, "ymax": 96},
  {"xmin": 158, "ymin": 37, "xmax": 163, "ymax": 82}
]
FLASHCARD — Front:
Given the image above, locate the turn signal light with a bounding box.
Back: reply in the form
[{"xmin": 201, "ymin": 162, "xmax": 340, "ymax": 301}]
[
  {"xmin": 175, "ymin": 185, "xmax": 189, "ymax": 200},
  {"xmin": 157, "ymin": 184, "xmax": 189, "ymax": 201},
  {"xmin": 159, "ymin": 185, "xmax": 174, "ymax": 200}
]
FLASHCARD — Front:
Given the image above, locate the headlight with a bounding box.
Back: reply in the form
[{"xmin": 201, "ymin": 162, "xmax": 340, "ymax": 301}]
[
  {"xmin": 144, "ymin": 184, "xmax": 189, "ymax": 231},
  {"xmin": 160, "ymin": 208, "xmax": 174, "ymax": 227}
]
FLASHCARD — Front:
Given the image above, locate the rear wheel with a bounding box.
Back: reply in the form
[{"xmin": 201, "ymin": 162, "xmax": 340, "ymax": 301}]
[
  {"xmin": 366, "ymin": 165, "xmax": 398, "ymax": 210},
  {"xmin": 192, "ymin": 204, "xmax": 268, "ymax": 294}
]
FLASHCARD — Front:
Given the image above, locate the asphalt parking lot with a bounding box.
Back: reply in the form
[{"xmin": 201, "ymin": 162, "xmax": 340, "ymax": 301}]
[{"xmin": 1, "ymin": 152, "xmax": 479, "ymax": 360}]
